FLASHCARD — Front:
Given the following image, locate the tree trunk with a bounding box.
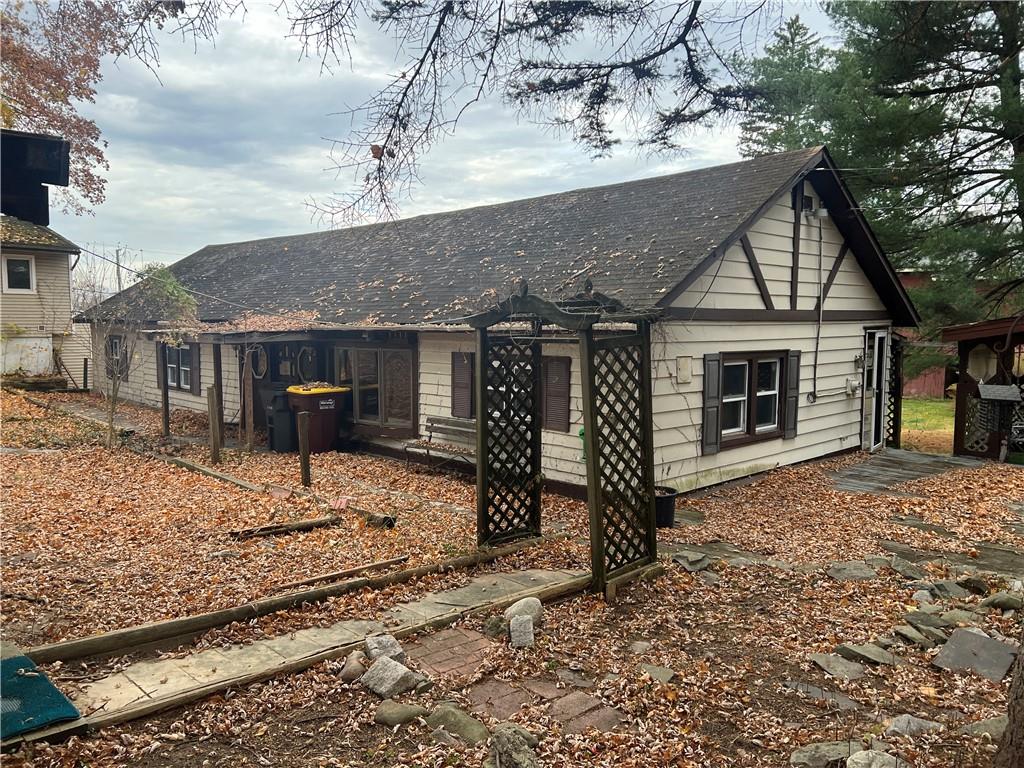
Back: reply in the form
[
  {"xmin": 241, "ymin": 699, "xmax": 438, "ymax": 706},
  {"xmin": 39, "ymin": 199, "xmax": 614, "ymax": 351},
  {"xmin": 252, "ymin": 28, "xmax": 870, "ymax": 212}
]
[{"xmin": 993, "ymin": 625, "xmax": 1023, "ymax": 768}]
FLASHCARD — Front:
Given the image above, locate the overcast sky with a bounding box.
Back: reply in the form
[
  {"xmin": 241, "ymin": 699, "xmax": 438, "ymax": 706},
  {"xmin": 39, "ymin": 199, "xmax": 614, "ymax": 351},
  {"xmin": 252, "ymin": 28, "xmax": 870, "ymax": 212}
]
[{"xmin": 51, "ymin": 2, "xmax": 830, "ymax": 267}]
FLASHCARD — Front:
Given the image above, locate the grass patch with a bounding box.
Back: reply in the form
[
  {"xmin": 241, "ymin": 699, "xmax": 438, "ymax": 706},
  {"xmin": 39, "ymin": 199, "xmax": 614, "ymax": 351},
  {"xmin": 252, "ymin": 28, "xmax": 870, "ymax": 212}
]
[{"xmin": 901, "ymin": 397, "xmax": 954, "ymax": 432}]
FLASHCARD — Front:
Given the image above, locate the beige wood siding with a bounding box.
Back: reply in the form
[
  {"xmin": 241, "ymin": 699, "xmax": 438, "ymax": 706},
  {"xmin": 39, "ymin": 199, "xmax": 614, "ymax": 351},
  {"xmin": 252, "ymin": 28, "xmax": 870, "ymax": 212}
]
[
  {"xmin": 54, "ymin": 322, "xmax": 93, "ymax": 388},
  {"xmin": 91, "ymin": 329, "xmax": 242, "ymax": 423},
  {"xmin": 651, "ymin": 319, "xmax": 884, "ymax": 491},
  {"xmin": 0, "ymin": 250, "xmax": 73, "ymax": 335},
  {"xmin": 673, "ymin": 182, "xmax": 887, "ymax": 314},
  {"xmin": 418, "ymin": 332, "xmax": 587, "ymax": 485}
]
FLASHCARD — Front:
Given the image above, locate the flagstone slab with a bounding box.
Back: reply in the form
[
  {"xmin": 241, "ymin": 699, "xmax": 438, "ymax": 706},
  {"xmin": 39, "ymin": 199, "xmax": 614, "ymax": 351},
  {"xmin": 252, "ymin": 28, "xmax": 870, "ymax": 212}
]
[{"xmin": 932, "ymin": 628, "xmax": 1017, "ymax": 682}]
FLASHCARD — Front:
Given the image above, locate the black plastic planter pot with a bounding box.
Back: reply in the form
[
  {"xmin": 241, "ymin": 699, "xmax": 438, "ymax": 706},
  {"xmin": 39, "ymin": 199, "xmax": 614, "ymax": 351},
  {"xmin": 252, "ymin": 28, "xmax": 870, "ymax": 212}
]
[{"xmin": 654, "ymin": 486, "xmax": 679, "ymax": 528}]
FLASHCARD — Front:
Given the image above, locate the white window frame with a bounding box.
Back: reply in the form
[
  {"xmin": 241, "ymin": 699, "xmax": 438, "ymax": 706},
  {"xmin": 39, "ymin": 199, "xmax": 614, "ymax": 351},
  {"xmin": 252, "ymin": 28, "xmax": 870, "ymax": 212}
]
[
  {"xmin": 2, "ymin": 253, "xmax": 36, "ymax": 294},
  {"xmin": 178, "ymin": 346, "xmax": 191, "ymax": 389},
  {"xmin": 721, "ymin": 361, "xmax": 748, "ymax": 436},
  {"xmin": 755, "ymin": 358, "xmax": 780, "ymax": 433}
]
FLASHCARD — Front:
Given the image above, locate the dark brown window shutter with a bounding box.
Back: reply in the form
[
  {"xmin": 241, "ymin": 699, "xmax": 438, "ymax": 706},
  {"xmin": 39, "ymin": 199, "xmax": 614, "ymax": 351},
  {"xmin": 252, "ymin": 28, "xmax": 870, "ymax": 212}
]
[
  {"xmin": 190, "ymin": 343, "xmax": 201, "ymax": 395},
  {"xmin": 784, "ymin": 349, "xmax": 801, "ymax": 439},
  {"xmin": 451, "ymin": 351, "xmax": 474, "ymax": 419},
  {"xmin": 542, "ymin": 356, "xmax": 571, "ymax": 432},
  {"xmin": 701, "ymin": 353, "xmax": 722, "ymax": 455}
]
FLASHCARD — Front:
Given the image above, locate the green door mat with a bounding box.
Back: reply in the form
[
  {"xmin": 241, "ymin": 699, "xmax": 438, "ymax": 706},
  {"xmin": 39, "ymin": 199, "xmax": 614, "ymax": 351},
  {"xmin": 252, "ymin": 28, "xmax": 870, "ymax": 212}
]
[{"xmin": 1, "ymin": 652, "xmax": 80, "ymax": 740}]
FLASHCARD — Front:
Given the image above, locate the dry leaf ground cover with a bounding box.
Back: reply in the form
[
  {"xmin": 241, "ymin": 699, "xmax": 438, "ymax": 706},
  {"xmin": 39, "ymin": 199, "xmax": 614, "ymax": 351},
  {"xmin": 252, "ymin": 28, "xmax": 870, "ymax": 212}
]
[
  {"xmin": 0, "ymin": 389, "xmax": 104, "ymax": 448},
  {"xmin": 668, "ymin": 454, "xmax": 1024, "ymax": 564},
  {"xmin": 14, "ymin": 558, "xmax": 1016, "ymax": 768}
]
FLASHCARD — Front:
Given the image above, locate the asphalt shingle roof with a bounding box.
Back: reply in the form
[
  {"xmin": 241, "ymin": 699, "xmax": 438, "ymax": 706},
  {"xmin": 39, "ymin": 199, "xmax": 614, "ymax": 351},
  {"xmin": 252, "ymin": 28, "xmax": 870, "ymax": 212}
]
[
  {"xmin": 0, "ymin": 215, "xmax": 79, "ymax": 253},
  {"xmin": 108, "ymin": 147, "xmax": 825, "ymax": 325}
]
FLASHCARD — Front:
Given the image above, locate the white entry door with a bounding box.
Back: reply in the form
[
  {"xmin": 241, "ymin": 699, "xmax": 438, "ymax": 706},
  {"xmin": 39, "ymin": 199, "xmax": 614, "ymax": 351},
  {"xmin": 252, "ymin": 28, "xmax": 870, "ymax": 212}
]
[{"xmin": 864, "ymin": 330, "xmax": 889, "ymax": 451}]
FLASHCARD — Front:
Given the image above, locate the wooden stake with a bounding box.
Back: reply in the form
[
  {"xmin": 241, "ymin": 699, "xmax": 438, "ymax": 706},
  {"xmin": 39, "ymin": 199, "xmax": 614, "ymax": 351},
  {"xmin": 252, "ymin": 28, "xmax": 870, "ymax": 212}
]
[
  {"xmin": 207, "ymin": 386, "xmax": 221, "ymax": 465},
  {"xmin": 212, "ymin": 344, "xmax": 225, "ymax": 447},
  {"xmin": 271, "ymin": 554, "xmax": 409, "ymax": 592},
  {"xmin": 297, "ymin": 410, "xmax": 311, "ymax": 487}
]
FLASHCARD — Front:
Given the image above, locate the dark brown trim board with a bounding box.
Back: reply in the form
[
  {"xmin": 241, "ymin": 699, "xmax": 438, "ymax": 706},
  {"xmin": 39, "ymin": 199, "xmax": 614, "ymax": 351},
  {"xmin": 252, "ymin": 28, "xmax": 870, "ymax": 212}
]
[
  {"xmin": 664, "ymin": 307, "xmax": 891, "ymax": 323},
  {"xmin": 790, "ymin": 186, "xmax": 801, "ymax": 310},
  {"xmin": 739, "ymin": 234, "xmax": 774, "ymax": 311},
  {"xmin": 815, "ymin": 244, "xmax": 849, "ymax": 310}
]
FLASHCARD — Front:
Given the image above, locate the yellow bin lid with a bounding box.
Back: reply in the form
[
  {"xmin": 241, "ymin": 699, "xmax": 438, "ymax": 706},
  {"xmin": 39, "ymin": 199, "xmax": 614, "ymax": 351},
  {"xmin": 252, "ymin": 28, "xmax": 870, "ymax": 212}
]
[{"xmin": 286, "ymin": 385, "xmax": 351, "ymax": 395}]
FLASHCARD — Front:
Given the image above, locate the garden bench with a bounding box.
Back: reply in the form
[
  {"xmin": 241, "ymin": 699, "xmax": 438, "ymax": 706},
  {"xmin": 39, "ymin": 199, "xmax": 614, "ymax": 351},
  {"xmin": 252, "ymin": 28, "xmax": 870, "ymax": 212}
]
[{"xmin": 404, "ymin": 416, "xmax": 476, "ymax": 470}]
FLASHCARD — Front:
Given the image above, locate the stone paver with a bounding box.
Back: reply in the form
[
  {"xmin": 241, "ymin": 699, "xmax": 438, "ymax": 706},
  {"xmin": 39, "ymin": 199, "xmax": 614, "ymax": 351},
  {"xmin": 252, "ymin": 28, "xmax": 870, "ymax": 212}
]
[
  {"xmin": 548, "ymin": 690, "xmax": 601, "ymax": 721},
  {"xmin": 522, "ymin": 678, "xmax": 562, "ymax": 700},
  {"xmin": 468, "ymin": 679, "xmax": 531, "ymax": 720}
]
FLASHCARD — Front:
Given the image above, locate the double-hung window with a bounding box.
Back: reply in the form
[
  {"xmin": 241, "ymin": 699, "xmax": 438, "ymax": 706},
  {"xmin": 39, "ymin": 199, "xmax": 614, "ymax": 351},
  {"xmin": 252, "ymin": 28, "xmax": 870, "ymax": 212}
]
[
  {"xmin": 720, "ymin": 353, "xmax": 786, "ymax": 444},
  {"xmin": 2, "ymin": 254, "xmax": 35, "ymax": 294},
  {"xmin": 163, "ymin": 343, "xmax": 199, "ymax": 393}
]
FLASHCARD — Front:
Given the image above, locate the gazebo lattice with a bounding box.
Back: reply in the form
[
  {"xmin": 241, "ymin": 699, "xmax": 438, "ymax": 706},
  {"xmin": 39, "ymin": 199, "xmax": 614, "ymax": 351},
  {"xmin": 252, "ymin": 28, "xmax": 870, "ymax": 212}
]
[{"xmin": 462, "ymin": 281, "xmax": 660, "ymax": 591}]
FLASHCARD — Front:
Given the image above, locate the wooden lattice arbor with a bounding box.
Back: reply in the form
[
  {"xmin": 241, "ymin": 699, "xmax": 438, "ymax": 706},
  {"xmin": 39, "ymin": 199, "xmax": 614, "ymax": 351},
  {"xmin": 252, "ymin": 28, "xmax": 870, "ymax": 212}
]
[{"xmin": 463, "ymin": 282, "xmax": 660, "ymax": 592}]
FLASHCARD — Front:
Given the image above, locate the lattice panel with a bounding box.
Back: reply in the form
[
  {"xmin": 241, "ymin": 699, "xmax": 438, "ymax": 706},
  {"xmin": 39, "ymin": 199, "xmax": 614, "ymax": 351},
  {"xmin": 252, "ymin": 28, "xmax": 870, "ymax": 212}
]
[
  {"xmin": 479, "ymin": 339, "xmax": 542, "ymax": 545},
  {"xmin": 963, "ymin": 395, "xmax": 990, "ymax": 454},
  {"xmin": 885, "ymin": 338, "xmax": 903, "ymax": 448},
  {"xmin": 1012, "ymin": 383, "xmax": 1024, "ymax": 451},
  {"xmin": 591, "ymin": 342, "xmax": 654, "ymax": 576}
]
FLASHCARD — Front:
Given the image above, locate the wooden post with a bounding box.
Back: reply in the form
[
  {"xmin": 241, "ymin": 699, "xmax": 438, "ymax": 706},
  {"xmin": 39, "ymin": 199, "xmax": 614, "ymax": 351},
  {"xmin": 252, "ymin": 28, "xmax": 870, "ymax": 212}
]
[
  {"xmin": 243, "ymin": 346, "xmax": 254, "ymax": 451},
  {"xmin": 297, "ymin": 410, "xmax": 311, "ymax": 487},
  {"xmin": 475, "ymin": 327, "xmax": 489, "ymax": 546},
  {"xmin": 212, "ymin": 343, "xmax": 225, "ymax": 447},
  {"xmin": 638, "ymin": 320, "xmax": 658, "ymax": 563},
  {"xmin": 158, "ymin": 343, "xmax": 170, "ymax": 438},
  {"xmin": 579, "ymin": 327, "xmax": 605, "ymax": 592},
  {"xmin": 207, "ymin": 386, "xmax": 221, "ymax": 465},
  {"xmin": 82, "ymin": 358, "xmax": 89, "ymax": 391}
]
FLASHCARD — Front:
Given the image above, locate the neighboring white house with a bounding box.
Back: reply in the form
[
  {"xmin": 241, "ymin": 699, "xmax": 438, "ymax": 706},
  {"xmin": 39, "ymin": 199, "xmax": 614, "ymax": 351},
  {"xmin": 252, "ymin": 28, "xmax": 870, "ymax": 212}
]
[
  {"xmin": 0, "ymin": 216, "xmax": 81, "ymax": 381},
  {"xmin": 1, "ymin": 129, "xmax": 87, "ymax": 386},
  {"xmin": 85, "ymin": 146, "xmax": 918, "ymax": 493}
]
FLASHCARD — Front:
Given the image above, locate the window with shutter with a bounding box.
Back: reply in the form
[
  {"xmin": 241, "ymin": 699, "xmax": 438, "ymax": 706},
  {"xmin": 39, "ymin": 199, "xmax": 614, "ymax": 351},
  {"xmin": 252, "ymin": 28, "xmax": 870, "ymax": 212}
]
[
  {"xmin": 541, "ymin": 356, "xmax": 571, "ymax": 432},
  {"xmin": 451, "ymin": 351, "xmax": 475, "ymax": 419},
  {"xmin": 703, "ymin": 349, "xmax": 798, "ymax": 452}
]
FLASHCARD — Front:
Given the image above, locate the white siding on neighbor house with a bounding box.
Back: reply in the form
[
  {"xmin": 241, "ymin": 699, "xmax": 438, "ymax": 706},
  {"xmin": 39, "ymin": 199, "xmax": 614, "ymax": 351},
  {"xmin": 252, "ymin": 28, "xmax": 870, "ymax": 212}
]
[
  {"xmin": 417, "ymin": 332, "xmax": 588, "ymax": 485},
  {"xmin": 54, "ymin": 322, "xmax": 93, "ymax": 388},
  {"xmin": 676, "ymin": 181, "xmax": 886, "ymax": 314},
  {"xmin": 91, "ymin": 330, "xmax": 242, "ymax": 423},
  {"xmin": 650, "ymin": 319, "xmax": 883, "ymax": 492},
  {"xmin": 0, "ymin": 250, "xmax": 73, "ymax": 335}
]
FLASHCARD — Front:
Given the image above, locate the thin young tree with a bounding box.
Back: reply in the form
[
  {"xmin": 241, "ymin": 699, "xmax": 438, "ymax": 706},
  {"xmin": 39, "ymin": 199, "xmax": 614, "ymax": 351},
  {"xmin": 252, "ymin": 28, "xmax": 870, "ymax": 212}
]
[{"xmin": 81, "ymin": 262, "xmax": 196, "ymax": 447}]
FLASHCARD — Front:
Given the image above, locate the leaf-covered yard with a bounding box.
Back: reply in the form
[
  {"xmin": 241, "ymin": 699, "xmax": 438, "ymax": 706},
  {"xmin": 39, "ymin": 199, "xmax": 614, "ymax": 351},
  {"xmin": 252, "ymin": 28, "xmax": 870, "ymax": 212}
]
[{"xmin": 3, "ymin": 389, "xmax": 1022, "ymax": 767}]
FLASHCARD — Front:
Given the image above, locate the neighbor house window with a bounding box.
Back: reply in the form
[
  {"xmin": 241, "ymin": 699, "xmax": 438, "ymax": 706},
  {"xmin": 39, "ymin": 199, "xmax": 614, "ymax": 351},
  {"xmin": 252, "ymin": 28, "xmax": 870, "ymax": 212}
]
[
  {"xmin": 105, "ymin": 334, "xmax": 128, "ymax": 381},
  {"xmin": 701, "ymin": 350, "xmax": 800, "ymax": 454},
  {"xmin": 2, "ymin": 254, "xmax": 35, "ymax": 293},
  {"xmin": 162, "ymin": 342, "xmax": 200, "ymax": 394}
]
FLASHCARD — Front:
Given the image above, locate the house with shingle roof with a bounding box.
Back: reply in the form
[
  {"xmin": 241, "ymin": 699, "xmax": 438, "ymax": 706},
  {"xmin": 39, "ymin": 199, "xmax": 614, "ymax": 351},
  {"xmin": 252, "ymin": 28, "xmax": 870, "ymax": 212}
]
[
  {"xmin": 85, "ymin": 146, "xmax": 918, "ymax": 493},
  {"xmin": 1, "ymin": 129, "xmax": 86, "ymax": 384}
]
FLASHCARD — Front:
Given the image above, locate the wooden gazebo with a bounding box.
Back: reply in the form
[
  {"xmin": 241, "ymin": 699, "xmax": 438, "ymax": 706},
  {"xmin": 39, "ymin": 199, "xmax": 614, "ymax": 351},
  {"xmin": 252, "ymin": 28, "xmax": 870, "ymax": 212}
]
[{"xmin": 942, "ymin": 315, "xmax": 1024, "ymax": 461}]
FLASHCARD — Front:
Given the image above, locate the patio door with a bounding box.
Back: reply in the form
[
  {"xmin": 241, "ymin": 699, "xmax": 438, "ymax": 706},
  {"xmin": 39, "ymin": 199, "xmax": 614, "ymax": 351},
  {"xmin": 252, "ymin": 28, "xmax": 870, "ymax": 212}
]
[{"xmin": 864, "ymin": 330, "xmax": 888, "ymax": 451}]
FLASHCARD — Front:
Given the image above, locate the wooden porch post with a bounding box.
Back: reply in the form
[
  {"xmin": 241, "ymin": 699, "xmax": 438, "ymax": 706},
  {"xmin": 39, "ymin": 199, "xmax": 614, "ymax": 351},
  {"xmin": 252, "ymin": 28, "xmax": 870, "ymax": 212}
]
[
  {"xmin": 952, "ymin": 339, "xmax": 972, "ymax": 456},
  {"xmin": 213, "ymin": 343, "xmax": 225, "ymax": 446}
]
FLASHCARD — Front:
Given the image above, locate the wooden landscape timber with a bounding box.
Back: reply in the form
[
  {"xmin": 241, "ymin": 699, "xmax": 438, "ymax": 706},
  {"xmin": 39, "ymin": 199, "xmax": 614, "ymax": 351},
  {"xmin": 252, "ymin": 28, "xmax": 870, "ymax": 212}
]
[
  {"xmin": 26, "ymin": 532, "xmax": 570, "ymax": 665},
  {"xmin": 228, "ymin": 514, "xmax": 347, "ymax": 540},
  {"xmin": 270, "ymin": 554, "xmax": 410, "ymax": 591},
  {"xmin": 5, "ymin": 570, "xmax": 592, "ymax": 749}
]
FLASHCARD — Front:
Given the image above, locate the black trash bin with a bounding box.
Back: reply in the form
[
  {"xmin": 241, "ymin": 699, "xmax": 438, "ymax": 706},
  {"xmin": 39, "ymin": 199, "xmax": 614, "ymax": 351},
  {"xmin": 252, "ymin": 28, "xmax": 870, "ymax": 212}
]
[
  {"xmin": 267, "ymin": 386, "xmax": 297, "ymax": 452},
  {"xmin": 654, "ymin": 486, "xmax": 678, "ymax": 528}
]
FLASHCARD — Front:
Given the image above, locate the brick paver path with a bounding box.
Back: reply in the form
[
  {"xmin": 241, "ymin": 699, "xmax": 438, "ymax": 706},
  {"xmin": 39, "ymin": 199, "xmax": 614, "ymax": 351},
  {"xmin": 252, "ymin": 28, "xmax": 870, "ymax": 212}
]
[
  {"xmin": 406, "ymin": 627, "xmax": 493, "ymax": 678},
  {"xmin": 467, "ymin": 675, "xmax": 627, "ymax": 734}
]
